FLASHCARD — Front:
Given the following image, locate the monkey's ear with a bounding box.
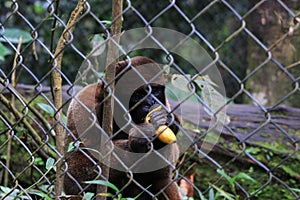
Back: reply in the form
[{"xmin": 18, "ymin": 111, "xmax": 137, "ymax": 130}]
[
  {"xmin": 95, "ymin": 82, "xmax": 104, "ymax": 125},
  {"xmin": 95, "ymin": 82, "xmax": 104, "ymax": 105}
]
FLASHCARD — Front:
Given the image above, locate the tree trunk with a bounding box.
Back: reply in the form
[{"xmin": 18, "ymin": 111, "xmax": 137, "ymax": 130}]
[{"xmin": 247, "ymin": 0, "xmax": 300, "ymax": 107}]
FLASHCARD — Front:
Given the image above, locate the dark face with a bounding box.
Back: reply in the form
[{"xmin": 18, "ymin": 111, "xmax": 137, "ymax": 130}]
[{"xmin": 129, "ymin": 84, "xmax": 166, "ymax": 124}]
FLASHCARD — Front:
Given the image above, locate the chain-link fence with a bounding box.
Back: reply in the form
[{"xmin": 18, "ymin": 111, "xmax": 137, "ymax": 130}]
[{"xmin": 1, "ymin": 0, "xmax": 300, "ymax": 199}]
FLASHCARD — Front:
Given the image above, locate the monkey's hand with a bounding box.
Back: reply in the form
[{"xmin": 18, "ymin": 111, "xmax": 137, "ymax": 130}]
[
  {"xmin": 146, "ymin": 104, "xmax": 169, "ymax": 129},
  {"xmin": 146, "ymin": 105, "xmax": 177, "ymax": 144},
  {"xmin": 129, "ymin": 123, "xmax": 155, "ymax": 153}
]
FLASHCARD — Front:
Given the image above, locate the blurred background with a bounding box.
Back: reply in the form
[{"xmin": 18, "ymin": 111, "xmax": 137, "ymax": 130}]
[{"xmin": 0, "ymin": 0, "xmax": 300, "ymax": 199}]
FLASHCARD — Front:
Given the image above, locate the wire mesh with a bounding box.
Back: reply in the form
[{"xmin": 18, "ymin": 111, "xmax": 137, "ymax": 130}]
[{"xmin": 0, "ymin": 0, "xmax": 300, "ymax": 199}]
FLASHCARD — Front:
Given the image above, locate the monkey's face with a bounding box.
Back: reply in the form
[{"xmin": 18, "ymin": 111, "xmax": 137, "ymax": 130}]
[
  {"xmin": 128, "ymin": 84, "xmax": 179, "ymax": 152},
  {"xmin": 129, "ymin": 84, "xmax": 166, "ymax": 124}
]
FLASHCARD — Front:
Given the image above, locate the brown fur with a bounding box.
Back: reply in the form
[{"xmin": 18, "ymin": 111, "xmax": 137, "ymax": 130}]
[{"xmin": 64, "ymin": 57, "xmax": 182, "ymax": 199}]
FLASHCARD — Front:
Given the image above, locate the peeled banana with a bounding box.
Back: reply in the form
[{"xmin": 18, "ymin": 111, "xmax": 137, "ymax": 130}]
[
  {"xmin": 155, "ymin": 125, "xmax": 176, "ymax": 144},
  {"xmin": 145, "ymin": 106, "xmax": 176, "ymax": 144}
]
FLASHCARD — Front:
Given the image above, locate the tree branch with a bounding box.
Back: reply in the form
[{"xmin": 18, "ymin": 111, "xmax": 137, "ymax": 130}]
[
  {"xmin": 98, "ymin": 0, "xmax": 123, "ymax": 199},
  {"xmin": 52, "ymin": 0, "xmax": 86, "ymax": 197}
]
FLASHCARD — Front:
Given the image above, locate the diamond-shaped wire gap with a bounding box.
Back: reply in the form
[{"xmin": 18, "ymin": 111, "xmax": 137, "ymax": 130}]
[
  {"xmin": 287, "ymin": 60, "xmax": 300, "ymax": 80},
  {"xmin": 242, "ymin": 146, "xmax": 273, "ymax": 198},
  {"xmin": 226, "ymin": 94, "xmax": 265, "ymax": 133},
  {"xmin": 252, "ymin": 175, "xmax": 298, "ymax": 199},
  {"xmin": 273, "ymin": 174, "xmax": 300, "ymax": 199},
  {"xmin": 127, "ymin": 0, "xmax": 173, "ymax": 25},
  {"xmin": 239, "ymin": 35, "xmax": 272, "ymax": 107},
  {"xmin": 0, "ymin": 160, "xmax": 32, "ymax": 199},
  {"xmin": 0, "ymin": 76, "xmax": 54, "ymax": 153},
  {"xmin": 2, "ymin": 133, "xmax": 37, "ymax": 187},
  {"xmin": 245, "ymin": 59, "xmax": 297, "ymax": 107},
  {"xmin": 213, "ymin": 125, "xmax": 265, "ymax": 199},
  {"xmin": 277, "ymin": 0, "xmax": 298, "ymax": 18},
  {"xmin": 240, "ymin": 39, "xmax": 271, "ymax": 83},
  {"xmin": 216, "ymin": 42, "xmax": 247, "ymax": 103},
  {"xmin": 268, "ymin": 111, "xmax": 299, "ymax": 144},
  {"xmin": 17, "ymin": 97, "xmax": 54, "ymax": 143},
  {"xmin": 223, "ymin": 0, "xmax": 249, "ymax": 16},
  {"xmin": 0, "ymin": 17, "xmax": 48, "ymax": 90},
  {"xmin": 181, "ymin": 148, "xmax": 224, "ymax": 197},
  {"xmin": 213, "ymin": 156, "xmax": 252, "ymax": 199},
  {"xmin": 243, "ymin": 122, "xmax": 296, "ymax": 162},
  {"xmin": 268, "ymin": 149, "xmax": 299, "ymax": 187},
  {"xmin": 143, "ymin": 3, "xmax": 194, "ymax": 35},
  {"xmin": 66, "ymin": 95, "xmax": 108, "ymax": 150},
  {"xmin": 198, "ymin": 138, "xmax": 252, "ymax": 198},
  {"xmin": 244, "ymin": 0, "xmax": 297, "ymax": 52},
  {"xmin": 175, "ymin": 147, "xmax": 202, "ymax": 196},
  {"xmin": 267, "ymin": 58, "xmax": 300, "ymax": 108},
  {"xmin": 175, "ymin": 0, "xmax": 219, "ymax": 20},
  {"xmin": 121, "ymin": 2, "xmax": 153, "ymax": 29},
  {"xmin": 226, "ymin": 92, "xmax": 270, "ymax": 144},
  {"xmin": 0, "ymin": 1, "xmax": 19, "ymax": 25},
  {"xmin": 217, "ymin": 141, "xmax": 257, "ymax": 199},
  {"xmin": 191, "ymin": 1, "xmax": 245, "ymax": 48},
  {"xmin": 64, "ymin": 148, "xmax": 104, "ymax": 195},
  {"xmin": 267, "ymin": 118, "xmax": 300, "ymax": 180},
  {"xmin": 238, "ymin": 120, "xmax": 299, "ymax": 198}
]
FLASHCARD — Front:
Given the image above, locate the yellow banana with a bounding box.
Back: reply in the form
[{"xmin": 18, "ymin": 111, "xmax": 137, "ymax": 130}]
[
  {"xmin": 145, "ymin": 106, "xmax": 176, "ymax": 144},
  {"xmin": 155, "ymin": 125, "xmax": 176, "ymax": 144}
]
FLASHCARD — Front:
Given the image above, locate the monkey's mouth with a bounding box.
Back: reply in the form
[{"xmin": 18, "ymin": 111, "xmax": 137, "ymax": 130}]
[{"xmin": 145, "ymin": 105, "xmax": 176, "ymax": 144}]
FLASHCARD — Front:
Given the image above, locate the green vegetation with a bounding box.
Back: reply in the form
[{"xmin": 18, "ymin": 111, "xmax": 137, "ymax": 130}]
[{"xmin": 1, "ymin": 0, "xmax": 300, "ymax": 199}]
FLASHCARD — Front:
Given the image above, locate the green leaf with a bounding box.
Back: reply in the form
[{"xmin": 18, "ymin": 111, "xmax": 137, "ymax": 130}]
[
  {"xmin": 90, "ymin": 34, "xmax": 106, "ymax": 56},
  {"xmin": 208, "ymin": 188, "xmax": 214, "ymax": 200},
  {"xmin": 27, "ymin": 189, "xmax": 52, "ymax": 200},
  {"xmin": 217, "ymin": 169, "xmax": 231, "ymax": 182},
  {"xmin": 0, "ymin": 186, "xmax": 12, "ymax": 194},
  {"xmin": 246, "ymin": 147, "xmax": 261, "ymax": 154},
  {"xmin": 217, "ymin": 169, "xmax": 235, "ymax": 190},
  {"xmin": 85, "ymin": 180, "xmax": 119, "ymax": 193},
  {"xmin": 34, "ymin": 157, "xmax": 44, "ymax": 166},
  {"xmin": 230, "ymin": 172, "xmax": 256, "ymax": 184},
  {"xmin": 193, "ymin": 75, "xmax": 230, "ymax": 124},
  {"xmin": 45, "ymin": 157, "xmax": 55, "ymax": 170},
  {"xmin": 198, "ymin": 190, "xmax": 206, "ymax": 200},
  {"xmin": 67, "ymin": 142, "xmax": 75, "ymax": 152},
  {"xmin": 210, "ymin": 184, "xmax": 234, "ymax": 200},
  {"xmin": 37, "ymin": 103, "xmax": 55, "ymax": 116},
  {"xmin": 0, "ymin": 42, "xmax": 12, "ymax": 60},
  {"xmin": 163, "ymin": 64, "xmax": 170, "ymax": 74},
  {"xmin": 101, "ymin": 20, "xmax": 112, "ymax": 25},
  {"xmin": 291, "ymin": 188, "xmax": 300, "ymax": 193},
  {"xmin": 83, "ymin": 192, "xmax": 95, "ymax": 200},
  {"xmin": 0, "ymin": 28, "xmax": 32, "ymax": 43},
  {"xmin": 62, "ymin": 115, "xmax": 67, "ymax": 125},
  {"xmin": 67, "ymin": 141, "xmax": 82, "ymax": 152},
  {"xmin": 34, "ymin": 3, "xmax": 43, "ymax": 14}
]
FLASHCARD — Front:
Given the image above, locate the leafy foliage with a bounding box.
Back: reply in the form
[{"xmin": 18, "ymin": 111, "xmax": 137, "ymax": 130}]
[
  {"xmin": 84, "ymin": 180, "xmax": 149, "ymax": 200},
  {"xmin": 0, "ymin": 28, "xmax": 32, "ymax": 60}
]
